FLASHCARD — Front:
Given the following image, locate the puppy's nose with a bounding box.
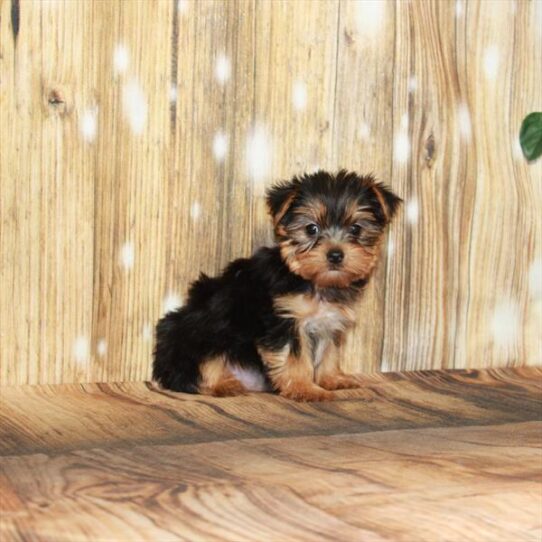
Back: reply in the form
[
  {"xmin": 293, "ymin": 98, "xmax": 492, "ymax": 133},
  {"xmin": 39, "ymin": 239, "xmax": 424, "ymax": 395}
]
[{"xmin": 327, "ymin": 249, "xmax": 344, "ymax": 264}]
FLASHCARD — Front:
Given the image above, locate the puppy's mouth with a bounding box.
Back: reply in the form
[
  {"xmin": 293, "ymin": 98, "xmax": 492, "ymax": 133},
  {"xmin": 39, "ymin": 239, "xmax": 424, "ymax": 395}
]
[{"xmin": 314, "ymin": 268, "xmax": 353, "ymax": 288}]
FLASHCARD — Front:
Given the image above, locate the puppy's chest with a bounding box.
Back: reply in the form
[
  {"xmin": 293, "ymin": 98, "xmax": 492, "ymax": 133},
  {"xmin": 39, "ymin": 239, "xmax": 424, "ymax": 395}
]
[{"xmin": 274, "ymin": 293, "xmax": 355, "ymax": 355}]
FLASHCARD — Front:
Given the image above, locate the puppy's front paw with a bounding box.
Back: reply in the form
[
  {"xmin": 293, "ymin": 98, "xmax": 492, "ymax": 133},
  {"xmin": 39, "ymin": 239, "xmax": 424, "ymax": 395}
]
[
  {"xmin": 280, "ymin": 383, "xmax": 334, "ymax": 402},
  {"xmin": 318, "ymin": 373, "xmax": 363, "ymax": 391}
]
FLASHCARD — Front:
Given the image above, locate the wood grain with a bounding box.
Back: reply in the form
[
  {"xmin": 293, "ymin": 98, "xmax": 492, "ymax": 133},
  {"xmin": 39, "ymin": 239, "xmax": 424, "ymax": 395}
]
[
  {"xmin": 1, "ymin": 0, "xmax": 541, "ymax": 385},
  {"xmin": 1, "ymin": 368, "xmax": 541, "ymax": 541}
]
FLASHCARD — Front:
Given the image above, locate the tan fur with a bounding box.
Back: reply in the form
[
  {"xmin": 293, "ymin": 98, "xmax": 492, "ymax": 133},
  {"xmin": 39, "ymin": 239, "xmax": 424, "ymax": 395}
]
[
  {"xmin": 293, "ymin": 200, "xmax": 327, "ymax": 224},
  {"xmin": 280, "ymin": 238, "xmax": 382, "ymax": 288},
  {"xmin": 261, "ymin": 293, "xmax": 360, "ymax": 399},
  {"xmin": 315, "ymin": 340, "xmax": 362, "ymax": 390},
  {"xmin": 258, "ymin": 343, "xmax": 333, "ymax": 402},
  {"xmin": 371, "ymin": 185, "xmax": 391, "ymax": 221},
  {"xmin": 199, "ymin": 356, "xmax": 246, "ymax": 397},
  {"xmin": 272, "ymin": 192, "xmax": 297, "ymax": 229}
]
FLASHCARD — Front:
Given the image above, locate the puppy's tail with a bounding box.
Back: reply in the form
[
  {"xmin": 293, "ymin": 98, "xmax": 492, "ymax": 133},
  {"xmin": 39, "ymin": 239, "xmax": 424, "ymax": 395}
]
[{"xmin": 152, "ymin": 308, "xmax": 201, "ymax": 393}]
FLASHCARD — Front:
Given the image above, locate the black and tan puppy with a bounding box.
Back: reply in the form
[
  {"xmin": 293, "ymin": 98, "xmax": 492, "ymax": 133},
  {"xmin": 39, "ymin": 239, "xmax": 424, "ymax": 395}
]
[{"xmin": 153, "ymin": 170, "xmax": 401, "ymax": 401}]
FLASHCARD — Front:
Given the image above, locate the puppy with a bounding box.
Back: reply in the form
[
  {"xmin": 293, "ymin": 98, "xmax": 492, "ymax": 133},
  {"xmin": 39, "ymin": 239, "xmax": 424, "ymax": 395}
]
[{"xmin": 153, "ymin": 170, "xmax": 401, "ymax": 401}]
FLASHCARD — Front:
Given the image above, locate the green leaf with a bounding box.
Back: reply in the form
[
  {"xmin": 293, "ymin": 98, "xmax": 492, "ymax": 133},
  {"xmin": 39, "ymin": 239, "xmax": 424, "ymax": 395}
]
[{"xmin": 519, "ymin": 112, "xmax": 542, "ymax": 161}]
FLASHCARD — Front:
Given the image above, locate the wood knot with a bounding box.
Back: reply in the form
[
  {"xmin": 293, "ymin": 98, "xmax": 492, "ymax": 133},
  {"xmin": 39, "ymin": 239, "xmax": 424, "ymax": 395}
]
[
  {"xmin": 48, "ymin": 89, "xmax": 65, "ymax": 106},
  {"xmin": 43, "ymin": 85, "xmax": 71, "ymax": 116},
  {"xmin": 424, "ymin": 133, "xmax": 435, "ymax": 167}
]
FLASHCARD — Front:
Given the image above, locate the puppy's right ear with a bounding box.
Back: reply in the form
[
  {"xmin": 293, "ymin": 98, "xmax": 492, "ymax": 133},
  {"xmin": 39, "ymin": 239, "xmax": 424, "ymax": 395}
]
[{"xmin": 265, "ymin": 178, "xmax": 300, "ymax": 227}]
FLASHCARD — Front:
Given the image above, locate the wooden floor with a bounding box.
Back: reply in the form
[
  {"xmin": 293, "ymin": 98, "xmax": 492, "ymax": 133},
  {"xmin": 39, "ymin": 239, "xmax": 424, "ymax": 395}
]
[{"xmin": 1, "ymin": 368, "xmax": 541, "ymax": 541}]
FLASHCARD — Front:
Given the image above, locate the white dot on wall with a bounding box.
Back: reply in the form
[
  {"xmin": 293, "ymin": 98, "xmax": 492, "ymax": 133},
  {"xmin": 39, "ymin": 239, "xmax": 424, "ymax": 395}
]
[
  {"xmin": 177, "ymin": 0, "xmax": 189, "ymax": 13},
  {"xmin": 246, "ymin": 124, "xmax": 272, "ymax": 183},
  {"xmin": 407, "ymin": 76, "xmax": 418, "ymax": 93},
  {"xmin": 163, "ymin": 292, "xmax": 183, "ymax": 314},
  {"xmin": 96, "ymin": 338, "xmax": 107, "ymax": 358},
  {"xmin": 529, "ymin": 259, "xmax": 542, "ymax": 299},
  {"xmin": 359, "ymin": 122, "xmax": 371, "ymax": 141},
  {"xmin": 142, "ymin": 322, "xmax": 153, "ymax": 342},
  {"xmin": 190, "ymin": 202, "xmax": 202, "ymax": 221},
  {"xmin": 455, "ymin": 0, "xmax": 463, "ymax": 18},
  {"xmin": 406, "ymin": 199, "xmax": 419, "ymax": 224},
  {"xmin": 120, "ymin": 241, "xmax": 135, "ymax": 270},
  {"xmin": 355, "ymin": 0, "xmax": 385, "ymax": 37},
  {"xmin": 113, "ymin": 44, "xmax": 129, "ymax": 75},
  {"xmin": 81, "ymin": 107, "xmax": 98, "ymax": 142},
  {"xmin": 169, "ymin": 85, "xmax": 178, "ymax": 103},
  {"xmin": 123, "ymin": 79, "xmax": 148, "ymax": 135},
  {"xmin": 213, "ymin": 131, "xmax": 229, "ymax": 162},
  {"xmin": 483, "ymin": 45, "xmax": 500, "ymax": 81},
  {"xmin": 394, "ymin": 131, "xmax": 410, "ymax": 164},
  {"xmin": 490, "ymin": 300, "xmax": 520, "ymax": 349},
  {"xmin": 457, "ymin": 103, "xmax": 472, "ymax": 142},
  {"xmin": 215, "ymin": 54, "xmax": 231, "ymax": 84},
  {"xmin": 74, "ymin": 336, "xmax": 90, "ymax": 365},
  {"xmin": 292, "ymin": 81, "xmax": 308, "ymax": 111}
]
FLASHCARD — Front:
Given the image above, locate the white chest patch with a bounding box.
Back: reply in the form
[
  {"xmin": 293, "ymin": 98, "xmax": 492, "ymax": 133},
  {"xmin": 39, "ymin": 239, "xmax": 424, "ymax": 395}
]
[{"xmin": 274, "ymin": 294, "xmax": 356, "ymax": 367}]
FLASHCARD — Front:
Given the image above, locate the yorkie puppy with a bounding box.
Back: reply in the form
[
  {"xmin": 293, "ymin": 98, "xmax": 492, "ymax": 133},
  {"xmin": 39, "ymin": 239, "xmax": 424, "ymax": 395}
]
[{"xmin": 153, "ymin": 170, "xmax": 401, "ymax": 401}]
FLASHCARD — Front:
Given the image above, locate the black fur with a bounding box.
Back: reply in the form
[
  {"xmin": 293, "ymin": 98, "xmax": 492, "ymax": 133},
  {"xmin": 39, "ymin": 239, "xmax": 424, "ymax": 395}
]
[{"xmin": 153, "ymin": 170, "xmax": 401, "ymax": 394}]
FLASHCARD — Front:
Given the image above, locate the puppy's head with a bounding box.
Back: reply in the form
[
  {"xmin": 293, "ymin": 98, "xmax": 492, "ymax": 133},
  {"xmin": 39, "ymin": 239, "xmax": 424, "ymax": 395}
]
[{"xmin": 266, "ymin": 170, "xmax": 402, "ymax": 288}]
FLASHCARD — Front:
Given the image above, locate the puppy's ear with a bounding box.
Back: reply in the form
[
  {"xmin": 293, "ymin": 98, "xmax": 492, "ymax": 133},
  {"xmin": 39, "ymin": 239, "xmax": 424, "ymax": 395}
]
[
  {"xmin": 372, "ymin": 183, "xmax": 402, "ymax": 222},
  {"xmin": 265, "ymin": 178, "xmax": 300, "ymax": 227}
]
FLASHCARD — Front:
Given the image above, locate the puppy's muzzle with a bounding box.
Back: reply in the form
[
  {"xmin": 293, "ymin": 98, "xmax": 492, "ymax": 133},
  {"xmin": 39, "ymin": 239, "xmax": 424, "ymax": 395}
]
[{"xmin": 326, "ymin": 248, "xmax": 344, "ymax": 264}]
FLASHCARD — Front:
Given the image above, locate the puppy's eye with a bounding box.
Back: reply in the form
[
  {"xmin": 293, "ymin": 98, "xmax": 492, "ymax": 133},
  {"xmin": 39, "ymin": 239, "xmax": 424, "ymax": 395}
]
[
  {"xmin": 349, "ymin": 224, "xmax": 362, "ymax": 236},
  {"xmin": 305, "ymin": 223, "xmax": 320, "ymax": 236}
]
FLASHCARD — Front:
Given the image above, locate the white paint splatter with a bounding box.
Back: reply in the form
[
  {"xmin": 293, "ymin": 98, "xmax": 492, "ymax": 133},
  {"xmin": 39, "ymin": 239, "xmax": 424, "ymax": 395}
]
[
  {"xmin": 215, "ymin": 54, "xmax": 231, "ymax": 84},
  {"xmin": 190, "ymin": 201, "xmax": 202, "ymax": 221},
  {"xmin": 246, "ymin": 124, "xmax": 272, "ymax": 183},
  {"xmin": 81, "ymin": 107, "xmax": 98, "ymax": 142},
  {"xmin": 529, "ymin": 259, "xmax": 542, "ymax": 298},
  {"xmin": 96, "ymin": 338, "xmax": 107, "ymax": 358},
  {"xmin": 292, "ymin": 81, "xmax": 308, "ymax": 111},
  {"xmin": 455, "ymin": 0, "xmax": 463, "ymax": 18},
  {"xmin": 177, "ymin": 0, "xmax": 189, "ymax": 13},
  {"xmin": 483, "ymin": 45, "xmax": 500, "ymax": 81},
  {"xmin": 120, "ymin": 241, "xmax": 135, "ymax": 270},
  {"xmin": 169, "ymin": 85, "xmax": 178, "ymax": 103},
  {"xmin": 122, "ymin": 79, "xmax": 148, "ymax": 135},
  {"xmin": 407, "ymin": 76, "xmax": 418, "ymax": 93},
  {"xmin": 213, "ymin": 131, "xmax": 228, "ymax": 162},
  {"xmin": 355, "ymin": 0, "xmax": 385, "ymax": 37},
  {"xmin": 387, "ymin": 237, "xmax": 394, "ymax": 257},
  {"xmin": 359, "ymin": 122, "xmax": 371, "ymax": 141},
  {"xmin": 406, "ymin": 199, "xmax": 419, "ymax": 224},
  {"xmin": 490, "ymin": 300, "xmax": 520, "ymax": 349},
  {"xmin": 163, "ymin": 292, "xmax": 183, "ymax": 314},
  {"xmin": 457, "ymin": 102, "xmax": 472, "ymax": 141},
  {"xmin": 74, "ymin": 336, "xmax": 90, "ymax": 365},
  {"xmin": 142, "ymin": 322, "xmax": 153, "ymax": 342},
  {"xmin": 394, "ymin": 132, "xmax": 410, "ymax": 164},
  {"xmin": 113, "ymin": 44, "xmax": 129, "ymax": 75}
]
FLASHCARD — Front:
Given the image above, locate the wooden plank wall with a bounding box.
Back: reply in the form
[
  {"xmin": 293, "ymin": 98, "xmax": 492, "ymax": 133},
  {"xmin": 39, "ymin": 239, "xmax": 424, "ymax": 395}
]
[{"xmin": 1, "ymin": 0, "xmax": 540, "ymax": 386}]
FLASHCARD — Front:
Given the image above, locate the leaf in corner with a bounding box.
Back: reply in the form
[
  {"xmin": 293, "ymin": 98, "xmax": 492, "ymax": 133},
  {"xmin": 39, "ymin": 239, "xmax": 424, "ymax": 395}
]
[{"xmin": 519, "ymin": 112, "xmax": 542, "ymax": 161}]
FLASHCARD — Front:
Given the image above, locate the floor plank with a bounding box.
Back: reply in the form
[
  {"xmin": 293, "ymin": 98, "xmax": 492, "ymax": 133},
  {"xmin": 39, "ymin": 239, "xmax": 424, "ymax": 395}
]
[{"xmin": 1, "ymin": 368, "xmax": 541, "ymax": 541}]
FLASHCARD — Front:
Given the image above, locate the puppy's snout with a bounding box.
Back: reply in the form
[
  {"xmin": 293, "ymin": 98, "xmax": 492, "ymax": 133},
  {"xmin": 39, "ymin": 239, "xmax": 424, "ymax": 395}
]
[{"xmin": 327, "ymin": 248, "xmax": 344, "ymax": 264}]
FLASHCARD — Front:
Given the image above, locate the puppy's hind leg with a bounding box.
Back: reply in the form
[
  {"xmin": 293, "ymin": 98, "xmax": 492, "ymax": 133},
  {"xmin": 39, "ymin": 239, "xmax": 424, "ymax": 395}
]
[{"xmin": 199, "ymin": 356, "xmax": 247, "ymax": 397}]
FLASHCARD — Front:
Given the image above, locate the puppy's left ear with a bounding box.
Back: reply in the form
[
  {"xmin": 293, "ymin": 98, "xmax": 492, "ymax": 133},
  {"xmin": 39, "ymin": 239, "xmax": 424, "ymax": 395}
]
[
  {"xmin": 265, "ymin": 178, "xmax": 300, "ymax": 227},
  {"xmin": 372, "ymin": 183, "xmax": 403, "ymax": 222}
]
